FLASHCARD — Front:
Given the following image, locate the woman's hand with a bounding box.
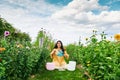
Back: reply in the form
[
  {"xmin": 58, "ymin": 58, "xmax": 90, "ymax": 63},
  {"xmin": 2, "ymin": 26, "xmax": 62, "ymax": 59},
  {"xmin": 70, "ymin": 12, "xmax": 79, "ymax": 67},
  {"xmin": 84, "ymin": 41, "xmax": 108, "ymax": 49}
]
[
  {"xmin": 50, "ymin": 54, "xmax": 53, "ymax": 58},
  {"xmin": 64, "ymin": 51, "xmax": 69, "ymax": 59},
  {"xmin": 64, "ymin": 53, "xmax": 69, "ymax": 59},
  {"xmin": 50, "ymin": 49, "xmax": 56, "ymax": 58}
]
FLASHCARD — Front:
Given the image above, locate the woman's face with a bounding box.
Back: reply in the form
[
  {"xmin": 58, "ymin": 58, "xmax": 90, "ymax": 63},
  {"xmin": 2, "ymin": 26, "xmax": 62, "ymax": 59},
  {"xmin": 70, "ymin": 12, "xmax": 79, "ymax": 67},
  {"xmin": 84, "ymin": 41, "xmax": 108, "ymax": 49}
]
[{"xmin": 57, "ymin": 42, "xmax": 61, "ymax": 48}]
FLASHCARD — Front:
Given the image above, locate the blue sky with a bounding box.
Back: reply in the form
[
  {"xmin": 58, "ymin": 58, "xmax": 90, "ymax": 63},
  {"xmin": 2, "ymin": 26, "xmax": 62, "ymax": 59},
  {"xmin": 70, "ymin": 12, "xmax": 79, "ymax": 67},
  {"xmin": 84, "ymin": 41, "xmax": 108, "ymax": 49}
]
[
  {"xmin": 0, "ymin": 0, "xmax": 119, "ymax": 15},
  {"xmin": 45, "ymin": 0, "xmax": 120, "ymax": 10},
  {"xmin": 98, "ymin": 0, "xmax": 120, "ymax": 10},
  {"xmin": 45, "ymin": 0, "xmax": 72, "ymax": 6},
  {"xmin": 0, "ymin": 0, "xmax": 120, "ymax": 45},
  {"xmin": 45, "ymin": 0, "xmax": 120, "ymax": 15}
]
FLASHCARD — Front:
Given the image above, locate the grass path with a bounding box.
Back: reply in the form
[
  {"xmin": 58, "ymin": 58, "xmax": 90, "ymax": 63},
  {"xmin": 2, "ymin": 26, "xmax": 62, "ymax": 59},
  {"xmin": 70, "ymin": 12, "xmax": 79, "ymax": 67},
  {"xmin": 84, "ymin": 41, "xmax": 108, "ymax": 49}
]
[{"xmin": 28, "ymin": 65, "xmax": 89, "ymax": 80}]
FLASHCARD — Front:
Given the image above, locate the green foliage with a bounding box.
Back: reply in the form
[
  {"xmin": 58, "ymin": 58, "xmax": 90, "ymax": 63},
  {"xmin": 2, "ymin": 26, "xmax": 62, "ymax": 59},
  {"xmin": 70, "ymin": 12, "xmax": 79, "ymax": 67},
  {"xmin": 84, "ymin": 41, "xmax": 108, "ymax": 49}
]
[
  {"xmin": 34, "ymin": 30, "xmax": 44, "ymax": 47},
  {"xmin": 0, "ymin": 18, "xmax": 31, "ymax": 42},
  {"xmin": 1, "ymin": 17, "xmax": 120, "ymax": 80},
  {"xmin": 0, "ymin": 60, "xmax": 6, "ymax": 78},
  {"xmin": 66, "ymin": 44, "xmax": 81, "ymax": 64},
  {"xmin": 66, "ymin": 31, "xmax": 120, "ymax": 80},
  {"xmin": 0, "ymin": 18, "xmax": 15, "ymax": 36},
  {"xmin": 12, "ymin": 31, "xmax": 31, "ymax": 42},
  {"xmin": 0, "ymin": 18, "xmax": 54, "ymax": 80},
  {"xmin": 33, "ymin": 29, "xmax": 54, "ymax": 51},
  {"xmin": 0, "ymin": 38, "xmax": 50, "ymax": 80}
]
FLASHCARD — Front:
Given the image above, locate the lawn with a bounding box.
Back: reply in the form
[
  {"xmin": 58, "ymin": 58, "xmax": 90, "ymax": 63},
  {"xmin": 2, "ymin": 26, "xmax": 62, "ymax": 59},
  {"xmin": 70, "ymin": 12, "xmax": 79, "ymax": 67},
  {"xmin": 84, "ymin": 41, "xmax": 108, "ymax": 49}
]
[{"xmin": 28, "ymin": 67, "xmax": 87, "ymax": 80}]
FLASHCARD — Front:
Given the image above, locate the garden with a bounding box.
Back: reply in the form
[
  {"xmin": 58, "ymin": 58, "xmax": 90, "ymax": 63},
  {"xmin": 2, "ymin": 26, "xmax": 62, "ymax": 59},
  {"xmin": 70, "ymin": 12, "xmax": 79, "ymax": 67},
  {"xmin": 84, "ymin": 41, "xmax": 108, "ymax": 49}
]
[{"xmin": 0, "ymin": 17, "xmax": 120, "ymax": 80}]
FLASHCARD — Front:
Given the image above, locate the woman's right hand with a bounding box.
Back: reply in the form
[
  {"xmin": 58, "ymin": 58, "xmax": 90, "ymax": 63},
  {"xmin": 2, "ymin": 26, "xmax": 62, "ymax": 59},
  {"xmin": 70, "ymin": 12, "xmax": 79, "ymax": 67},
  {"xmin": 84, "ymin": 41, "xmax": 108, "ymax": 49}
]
[
  {"xmin": 50, "ymin": 49, "xmax": 56, "ymax": 58},
  {"xmin": 50, "ymin": 54, "xmax": 53, "ymax": 58}
]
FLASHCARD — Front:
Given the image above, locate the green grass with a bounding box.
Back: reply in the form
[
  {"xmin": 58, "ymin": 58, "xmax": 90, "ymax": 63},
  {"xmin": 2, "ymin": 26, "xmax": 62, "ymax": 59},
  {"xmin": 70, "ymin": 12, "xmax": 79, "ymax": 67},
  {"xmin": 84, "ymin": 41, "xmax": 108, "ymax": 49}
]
[{"xmin": 28, "ymin": 68, "xmax": 87, "ymax": 80}]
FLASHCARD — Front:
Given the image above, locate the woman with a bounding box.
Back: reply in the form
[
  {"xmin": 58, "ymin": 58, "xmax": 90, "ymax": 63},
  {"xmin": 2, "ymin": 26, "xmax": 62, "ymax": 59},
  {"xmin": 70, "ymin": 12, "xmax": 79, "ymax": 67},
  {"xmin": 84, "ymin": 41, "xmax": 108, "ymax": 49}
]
[{"xmin": 50, "ymin": 40, "xmax": 69, "ymax": 70}]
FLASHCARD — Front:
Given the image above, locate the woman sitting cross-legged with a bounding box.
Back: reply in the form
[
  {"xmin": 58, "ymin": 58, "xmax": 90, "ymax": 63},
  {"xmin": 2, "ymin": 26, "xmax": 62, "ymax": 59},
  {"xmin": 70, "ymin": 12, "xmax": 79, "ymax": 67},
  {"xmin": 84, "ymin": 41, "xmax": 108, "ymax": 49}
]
[{"xmin": 50, "ymin": 40, "xmax": 69, "ymax": 71}]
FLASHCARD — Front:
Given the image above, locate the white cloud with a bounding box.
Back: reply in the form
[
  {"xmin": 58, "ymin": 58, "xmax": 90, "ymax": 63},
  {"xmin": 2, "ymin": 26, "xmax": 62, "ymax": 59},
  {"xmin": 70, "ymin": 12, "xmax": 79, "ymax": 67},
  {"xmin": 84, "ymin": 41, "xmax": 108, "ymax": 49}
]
[
  {"xmin": 0, "ymin": 0, "xmax": 120, "ymax": 45},
  {"xmin": 2, "ymin": 0, "xmax": 58, "ymax": 15},
  {"xmin": 51, "ymin": 0, "xmax": 115, "ymax": 29},
  {"xmin": 0, "ymin": 0, "xmax": 60, "ymax": 42},
  {"xmin": 51, "ymin": 0, "xmax": 120, "ymax": 38}
]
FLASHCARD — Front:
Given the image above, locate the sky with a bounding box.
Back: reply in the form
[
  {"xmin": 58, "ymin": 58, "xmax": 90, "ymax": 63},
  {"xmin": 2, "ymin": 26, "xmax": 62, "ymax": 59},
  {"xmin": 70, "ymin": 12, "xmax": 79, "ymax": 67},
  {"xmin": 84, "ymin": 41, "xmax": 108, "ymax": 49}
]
[{"xmin": 0, "ymin": 0, "xmax": 120, "ymax": 45}]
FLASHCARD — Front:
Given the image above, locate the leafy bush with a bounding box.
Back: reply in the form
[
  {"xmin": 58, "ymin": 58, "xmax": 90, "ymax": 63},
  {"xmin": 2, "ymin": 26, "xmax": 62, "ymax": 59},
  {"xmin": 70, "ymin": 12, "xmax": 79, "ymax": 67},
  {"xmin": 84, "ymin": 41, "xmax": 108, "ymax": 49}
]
[
  {"xmin": 66, "ymin": 32, "xmax": 120, "ymax": 80},
  {"xmin": 0, "ymin": 18, "xmax": 31, "ymax": 42},
  {"xmin": 0, "ymin": 18, "xmax": 53, "ymax": 80},
  {"xmin": 0, "ymin": 38, "xmax": 50, "ymax": 80}
]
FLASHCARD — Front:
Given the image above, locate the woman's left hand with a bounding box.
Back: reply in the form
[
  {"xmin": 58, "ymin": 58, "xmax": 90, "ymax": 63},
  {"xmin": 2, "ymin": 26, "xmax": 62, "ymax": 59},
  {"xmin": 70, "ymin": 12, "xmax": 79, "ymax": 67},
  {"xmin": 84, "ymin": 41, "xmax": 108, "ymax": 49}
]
[{"xmin": 64, "ymin": 54, "xmax": 69, "ymax": 59}]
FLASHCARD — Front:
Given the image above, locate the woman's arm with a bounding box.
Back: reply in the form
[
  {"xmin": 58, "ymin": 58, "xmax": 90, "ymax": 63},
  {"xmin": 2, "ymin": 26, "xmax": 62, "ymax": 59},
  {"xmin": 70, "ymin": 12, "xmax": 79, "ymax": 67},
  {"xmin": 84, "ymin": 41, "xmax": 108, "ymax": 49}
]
[
  {"xmin": 64, "ymin": 51, "xmax": 69, "ymax": 59},
  {"xmin": 50, "ymin": 49, "xmax": 56, "ymax": 58}
]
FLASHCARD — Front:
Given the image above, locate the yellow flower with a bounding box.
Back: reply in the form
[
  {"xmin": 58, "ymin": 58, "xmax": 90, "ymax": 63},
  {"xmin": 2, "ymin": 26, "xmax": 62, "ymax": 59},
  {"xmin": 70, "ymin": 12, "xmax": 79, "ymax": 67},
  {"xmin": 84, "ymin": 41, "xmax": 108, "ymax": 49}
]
[
  {"xmin": 0, "ymin": 48, "xmax": 6, "ymax": 52},
  {"xmin": 85, "ymin": 38, "xmax": 88, "ymax": 41},
  {"xmin": 87, "ymin": 63, "xmax": 90, "ymax": 66},
  {"xmin": 86, "ymin": 61, "xmax": 91, "ymax": 66},
  {"xmin": 17, "ymin": 44, "xmax": 23, "ymax": 48},
  {"xmin": 107, "ymin": 40, "xmax": 110, "ymax": 42},
  {"xmin": 114, "ymin": 34, "xmax": 120, "ymax": 41},
  {"xmin": 87, "ymin": 61, "xmax": 90, "ymax": 64}
]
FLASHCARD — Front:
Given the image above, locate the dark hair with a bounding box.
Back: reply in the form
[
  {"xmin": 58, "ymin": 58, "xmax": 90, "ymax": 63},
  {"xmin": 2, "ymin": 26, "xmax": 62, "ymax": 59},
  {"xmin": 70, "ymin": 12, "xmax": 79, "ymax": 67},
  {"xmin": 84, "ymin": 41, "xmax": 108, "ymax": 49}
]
[{"xmin": 54, "ymin": 40, "xmax": 64, "ymax": 53}]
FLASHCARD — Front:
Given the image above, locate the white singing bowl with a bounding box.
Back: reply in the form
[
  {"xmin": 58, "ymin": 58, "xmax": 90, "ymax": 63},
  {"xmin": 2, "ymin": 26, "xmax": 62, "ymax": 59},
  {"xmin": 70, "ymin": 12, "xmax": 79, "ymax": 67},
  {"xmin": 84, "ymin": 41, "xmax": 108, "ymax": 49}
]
[
  {"xmin": 46, "ymin": 62, "xmax": 55, "ymax": 70},
  {"xmin": 67, "ymin": 61, "xmax": 76, "ymax": 71}
]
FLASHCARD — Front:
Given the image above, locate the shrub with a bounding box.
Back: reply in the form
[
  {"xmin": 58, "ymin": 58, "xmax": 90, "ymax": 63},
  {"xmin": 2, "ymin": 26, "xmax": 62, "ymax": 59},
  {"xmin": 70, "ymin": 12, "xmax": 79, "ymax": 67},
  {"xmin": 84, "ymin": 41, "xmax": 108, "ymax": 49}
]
[
  {"xmin": 0, "ymin": 38, "xmax": 50, "ymax": 80},
  {"xmin": 66, "ymin": 32, "xmax": 120, "ymax": 80}
]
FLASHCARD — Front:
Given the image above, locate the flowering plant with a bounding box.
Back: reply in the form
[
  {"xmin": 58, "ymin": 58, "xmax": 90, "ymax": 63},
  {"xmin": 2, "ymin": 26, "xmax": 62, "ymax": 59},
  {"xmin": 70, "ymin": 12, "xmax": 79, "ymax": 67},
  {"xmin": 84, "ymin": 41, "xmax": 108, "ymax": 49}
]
[
  {"xmin": 114, "ymin": 34, "xmax": 120, "ymax": 41},
  {"xmin": 4, "ymin": 31, "xmax": 10, "ymax": 37}
]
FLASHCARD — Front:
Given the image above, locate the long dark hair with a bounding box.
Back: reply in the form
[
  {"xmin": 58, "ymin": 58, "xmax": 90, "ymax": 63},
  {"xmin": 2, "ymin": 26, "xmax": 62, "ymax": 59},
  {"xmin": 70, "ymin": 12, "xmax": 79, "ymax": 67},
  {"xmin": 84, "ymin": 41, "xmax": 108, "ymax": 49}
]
[{"xmin": 54, "ymin": 40, "xmax": 65, "ymax": 53}]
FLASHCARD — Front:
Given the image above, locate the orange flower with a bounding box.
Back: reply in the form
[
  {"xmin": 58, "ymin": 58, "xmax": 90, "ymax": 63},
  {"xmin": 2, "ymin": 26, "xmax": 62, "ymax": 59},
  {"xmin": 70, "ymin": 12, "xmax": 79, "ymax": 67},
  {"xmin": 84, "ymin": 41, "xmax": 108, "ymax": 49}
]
[
  {"xmin": 0, "ymin": 48, "xmax": 6, "ymax": 52},
  {"xmin": 114, "ymin": 34, "xmax": 120, "ymax": 41}
]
